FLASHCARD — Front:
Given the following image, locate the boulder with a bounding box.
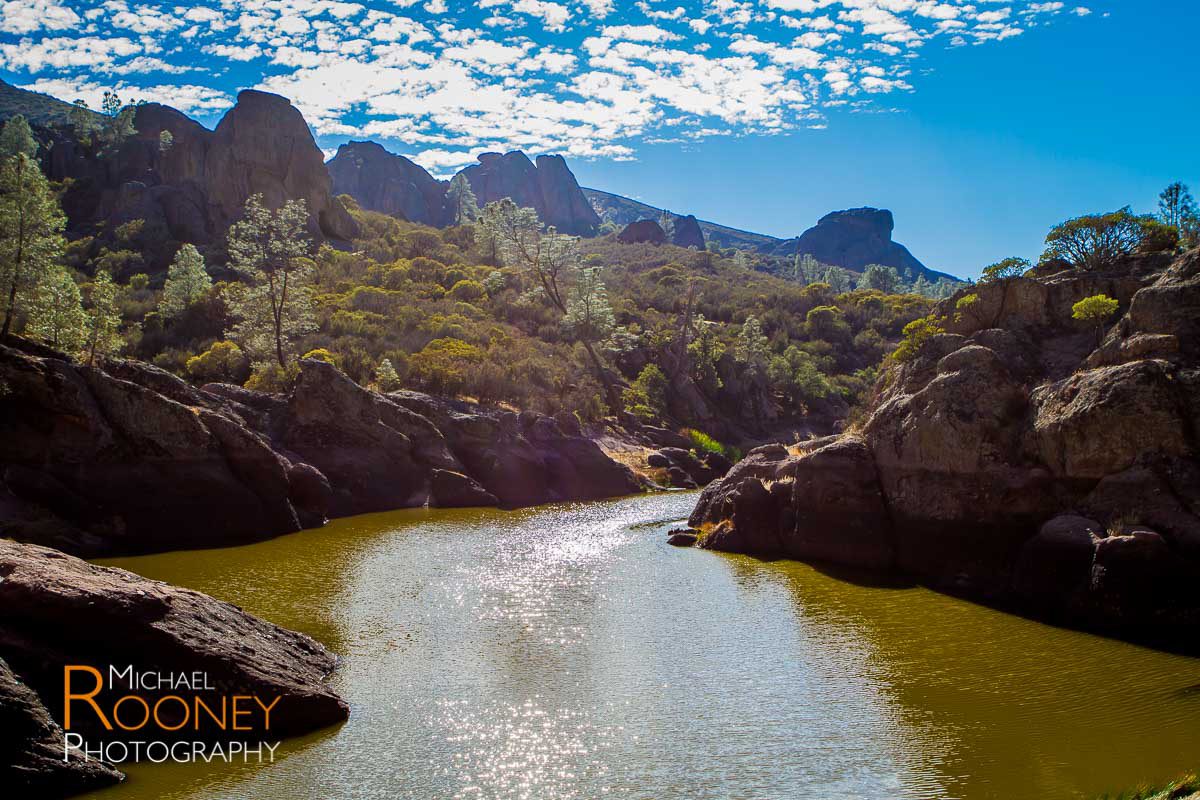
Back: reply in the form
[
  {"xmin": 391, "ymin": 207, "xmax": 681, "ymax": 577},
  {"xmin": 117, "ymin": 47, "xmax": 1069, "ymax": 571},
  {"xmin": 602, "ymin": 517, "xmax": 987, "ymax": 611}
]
[
  {"xmin": 671, "ymin": 214, "xmax": 705, "ymax": 248},
  {"xmin": 328, "ymin": 141, "xmax": 449, "ymax": 225},
  {"xmin": 1, "ymin": 656, "xmax": 123, "ymax": 797},
  {"xmin": 429, "ymin": 469, "xmax": 498, "ymax": 508},
  {"xmin": 0, "ymin": 539, "xmax": 348, "ymax": 746},
  {"xmin": 617, "ymin": 219, "xmax": 667, "ymax": 245},
  {"xmin": 666, "ymin": 529, "xmax": 699, "ymax": 547}
]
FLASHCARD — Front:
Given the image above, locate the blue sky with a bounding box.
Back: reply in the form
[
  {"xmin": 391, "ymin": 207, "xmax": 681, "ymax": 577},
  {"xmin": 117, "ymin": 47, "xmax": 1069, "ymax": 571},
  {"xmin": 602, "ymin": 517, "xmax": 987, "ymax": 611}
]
[{"xmin": 1, "ymin": 0, "xmax": 1196, "ymax": 278}]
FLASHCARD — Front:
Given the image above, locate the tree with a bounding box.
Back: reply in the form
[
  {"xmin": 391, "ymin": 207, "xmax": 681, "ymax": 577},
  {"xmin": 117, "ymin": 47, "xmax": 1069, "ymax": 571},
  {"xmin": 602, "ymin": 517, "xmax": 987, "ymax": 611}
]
[
  {"xmin": 564, "ymin": 262, "xmax": 616, "ymax": 340},
  {"xmin": 82, "ymin": 270, "xmax": 122, "ymax": 364},
  {"xmin": 160, "ymin": 243, "xmax": 212, "ymax": 318},
  {"xmin": 158, "ymin": 129, "xmax": 174, "ymax": 154},
  {"xmin": 735, "ymin": 314, "xmax": 770, "ymax": 376},
  {"xmin": 823, "ymin": 267, "xmax": 850, "ymax": 293},
  {"xmin": 623, "ymin": 364, "xmax": 668, "ymax": 422},
  {"xmin": 225, "ymin": 194, "xmax": 315, "ymax": 368},
  {"xmin": 1158, "ymin": 182, "xmax": 1197, "ymax": 230},
  {"xmin": 0, "ymin": 129, "xmax": 66, "ymax": 337},
  {"xmin": 1071, "ymin": 294, "xmax": 1119, "ymax": 346},
  {"xmin": 804, "ymin": 305, "xmax": 846, "ymax": 340},
  {"xmin": 658, "ymin": 210, "xmax": 676, "ymax": 242},
  {"xmin": 478, "ymin": 199, "xmax": 577, "ymax": 313},
  {"xmin": 186, "ymin": 341, "xmax": 249, "ymax": 383},
  {"xmin": 860, "ymin": 264, "xmax": 900, "ymax": 293},
  {"xmin": 99, "ymin": 90, "xmax": 135, "ymax": 149},
  {"xmin": 69, "ymin": 100, "xmax": 96, "ymax": 139},
  {"xmin": 376, "ymin": 357, "xmax": 402, "ymax": 392},
  {"xmin": 688, "ymin": 315, "xmax": 724, "ymax": 394},
  {"xmin": 447, "ymin": 173, "xmax": 478, "ymax": 225},
  {"xmin": 980, "ymin": 256, "xmax": 1029, "ymax": 283},
  {"xmin": 0, "ymin": 115, "xmax": 36, "ymax": 160},
  {"xmin": 1042, "ymin": 207, "xmax": 1164, "ymax": 270},
  {"xmin": 26, "ymin": 266, "xmax": 85, "ymax": 352}
]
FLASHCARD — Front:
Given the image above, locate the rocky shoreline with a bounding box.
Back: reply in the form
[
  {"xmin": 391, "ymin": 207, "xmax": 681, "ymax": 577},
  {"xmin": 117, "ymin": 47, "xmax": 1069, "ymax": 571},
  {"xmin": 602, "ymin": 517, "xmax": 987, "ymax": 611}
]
[
  {"xmin": 687, "ymin": 250, "xmax": 1200, "ymax": 646},
  {"xmin": 0, "ymin": 338, "xmax": 661, "ymax": 558}
]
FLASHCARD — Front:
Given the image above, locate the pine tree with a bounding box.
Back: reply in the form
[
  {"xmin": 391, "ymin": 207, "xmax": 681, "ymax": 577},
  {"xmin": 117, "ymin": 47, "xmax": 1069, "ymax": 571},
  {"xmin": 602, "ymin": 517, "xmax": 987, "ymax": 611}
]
[
  {"xmin": 1159, "ymin": 182, "xmax": 1197, "ymax": 230},
  {"xmin": 735, "ymin": 315, "xmax": 770, "ymax": 376},
  {"xmin": 376, "ymin": 358, "xmax": 401, "ymax": 391},
  {"xmin": 225, "ymin": 194, "xmax": 315, "ymax": 368},
  {"xmin": 26, "ymin": 266, "xmax": 85, "ymax": 352},
  {"xmin": 160, "ymin": 243, "xmax": 212, "ymax": 318},
  {"xmin": 447, "ymin": 173, "xmax": 479, "ymax": 224},
  {"xmin": 83, "ymin": 270, "xmax": 122, "ymax": 365},
  {"xmin": 563, "ymin": 265, "xmax": 616, "ymax": 346},
  {"xmin": 0, "ymin": 117, "xmax": 66, "ymax": 337}
]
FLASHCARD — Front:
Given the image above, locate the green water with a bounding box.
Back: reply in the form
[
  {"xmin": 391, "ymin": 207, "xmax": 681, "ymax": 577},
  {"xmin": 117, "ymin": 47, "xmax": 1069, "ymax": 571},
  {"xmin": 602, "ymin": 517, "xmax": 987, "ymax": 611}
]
[{"xmin": 85, "ymin": 491, "xmax": 1199, "ymax": 800}]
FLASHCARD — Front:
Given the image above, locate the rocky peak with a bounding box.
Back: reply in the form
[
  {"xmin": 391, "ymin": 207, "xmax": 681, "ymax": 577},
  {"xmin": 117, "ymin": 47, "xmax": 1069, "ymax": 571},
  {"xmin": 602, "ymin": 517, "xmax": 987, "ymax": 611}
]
[
  {"xmin": 327, "ymin": 141, "xmax": 449, "ymax": 226},
  {"xmin": 459, "ymin": 150, "xmax": 600, "ymax": 236},
  {"xmin": 783, "ymin": 206, "xmax": 928, "ymax": 279},
  {"xmin": 207, "ymin": 90, "xmax": 357, "ymax": 241}
]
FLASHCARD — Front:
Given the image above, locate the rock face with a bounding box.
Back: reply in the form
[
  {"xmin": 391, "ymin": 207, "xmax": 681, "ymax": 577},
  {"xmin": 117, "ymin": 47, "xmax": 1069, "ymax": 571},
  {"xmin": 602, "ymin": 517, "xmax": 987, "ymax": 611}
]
[
  {"xmin": 47, "ymin": 90, "xmax": 356, "ymax": 268},
  {"xmin": 781, "ymin": 208, "xmax": 929, "ymax": 279},
  {"xmin": 617, "ymin": 219, "xmax": 667, "ymax": 245},
  {"xmin": 691, "ymin": 250, "xmax": 1200, "ymax": 644},
  {"xmin": 459, "ymin": 152, "xmax": 600, "ymax": 236},
  {"xmin": 671, "ymin": 214, "xmax": 705, "ymax": 249},
  {"xmin": 0, "ymin": 339, "xmax": 644, "ymax": 557},
  {"xmin": 1, "ymin": 656, "xmax": 123, "ymax": 797},
  {"xmin": 0, "ymin": 539, "xmax": 348, "ymax": 788},
  {"xmin": 327, "ymin": 141, "xmax": 449, "ymax": 226}
]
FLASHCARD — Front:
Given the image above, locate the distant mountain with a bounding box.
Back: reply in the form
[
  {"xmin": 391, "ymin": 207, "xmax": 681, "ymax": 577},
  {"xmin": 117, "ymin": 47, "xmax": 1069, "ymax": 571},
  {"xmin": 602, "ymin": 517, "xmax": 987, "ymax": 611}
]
[
  {"xmin": 0, "ymin": 78, "xmax": 101, "ymax": 127},
  {"xmin": 584, "ymin": 187, "xmax": 780, "ymax": 251}
]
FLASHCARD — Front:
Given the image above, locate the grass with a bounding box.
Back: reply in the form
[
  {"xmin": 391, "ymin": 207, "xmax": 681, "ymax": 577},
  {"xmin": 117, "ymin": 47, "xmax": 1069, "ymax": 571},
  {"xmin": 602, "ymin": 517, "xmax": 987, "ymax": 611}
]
[
  {"xmin": 1097, "ymin": 772, "xmax": 1199, "ymax": 800},
  {"xmin": 682, "ymin": 428, "xmax": 741, "ymax": 462}
]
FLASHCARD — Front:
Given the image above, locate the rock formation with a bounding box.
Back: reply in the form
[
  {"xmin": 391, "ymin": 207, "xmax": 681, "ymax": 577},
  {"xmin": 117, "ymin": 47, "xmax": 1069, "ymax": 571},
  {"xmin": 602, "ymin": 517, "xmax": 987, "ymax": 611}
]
[
  {"xmin": 458, "ymin": 152, "xmax": 600, "ymax": 236},
  {"xmin": 1, "ymin": 656, "xmax": 123, "ymax": 797},
  {"xmin": 0, "ymin": 538, "xmax": 348, "ymax": 790},
  {"xmin": 327, "ymin": 141, "xmax": 450, "ymax": 226},
  {"xmin": 45, "ymin": 90, "xmax": 356, "ymax": 269},
  {"xmin": 690, "ymin": 249, "xmax": 1200, "ymax": 644},
  {"xmin": 776, "ymin": 208, "xmax": 931, "ymax": 280},
  {"xmin": 0, "ymin": 339, "xmax": 644, "ymax": 557},
  {"xmin": 617, "ymin": 219, "xmax": 667, "ymax": 245},
  {"xmin": 671, "ymin": 214, "xmax": 706, "ymax": 249}
]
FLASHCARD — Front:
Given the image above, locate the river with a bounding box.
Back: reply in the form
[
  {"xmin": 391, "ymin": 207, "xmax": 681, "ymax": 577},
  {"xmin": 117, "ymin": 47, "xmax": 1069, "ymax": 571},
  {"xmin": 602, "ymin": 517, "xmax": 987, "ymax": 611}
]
[{"xmin": 86, "ymin": 491, "xmax": 1200, "ymax": 800}]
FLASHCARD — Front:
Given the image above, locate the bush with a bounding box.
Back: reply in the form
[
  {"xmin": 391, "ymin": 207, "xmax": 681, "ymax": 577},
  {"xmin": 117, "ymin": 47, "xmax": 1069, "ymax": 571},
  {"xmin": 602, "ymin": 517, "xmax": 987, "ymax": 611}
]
[
  {"xmin": 301, "ymin": 348, "xmax": 338, "ymax": 365},
  {"xmin": 448, "ymin": 279, "xmax": 486, "ymax": 302},
  {"xmin": 244, "ymin": 363, "xmax": 299, "ymax": 393},
  {"xmin": 185, "ymin": 341, "xmax": 249, "ymax": 384},
  {"xmin": 892, "ymin": 315, "xmax": 944, "ymax": 362},
  {"xmin": 980, "ymin": 256, "xmax": 1029, "ymax": 282}
]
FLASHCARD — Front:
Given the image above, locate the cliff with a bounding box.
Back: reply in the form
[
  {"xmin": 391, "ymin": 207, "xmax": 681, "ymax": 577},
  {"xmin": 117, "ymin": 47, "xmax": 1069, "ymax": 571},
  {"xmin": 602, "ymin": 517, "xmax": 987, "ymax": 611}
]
[
  {"xmin": 688, "ymin": 249, "xmax": 1200, "ymax": 645},
  {"xmin": 45, "ymin": 90, "xmax": 356, "ymax": 269},
  {"xmin": 459, "ymin": 151, "xmax": 600, "ymax": 236},
  {"xmin": 327, "ymin": 141, "xmax": 450, "ymax": 226},
  {"xmin": 0, "ymin": 339, "xmax": 644, "ymax": 557}
]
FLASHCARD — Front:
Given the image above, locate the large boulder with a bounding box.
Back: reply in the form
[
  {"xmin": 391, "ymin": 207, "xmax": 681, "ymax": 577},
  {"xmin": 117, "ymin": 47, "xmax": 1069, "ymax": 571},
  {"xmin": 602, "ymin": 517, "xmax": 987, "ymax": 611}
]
[
  {"xmin": 458, "ymin": 151, "xmax": 599, "ymax": 236},
  {"xmin": 0, "ymin": 539, "xmax": 348, "ymax": 770},
  {"xmin": 671, "ymin": 214, "xmax": 705, "ymax": 249},
  {"xmin": 327, "ymin": 141, "xmax": 450, "ymax": 225},
  {"xmin": 617, "ymin": 219, "xmax": 667, "ymax": 245}
]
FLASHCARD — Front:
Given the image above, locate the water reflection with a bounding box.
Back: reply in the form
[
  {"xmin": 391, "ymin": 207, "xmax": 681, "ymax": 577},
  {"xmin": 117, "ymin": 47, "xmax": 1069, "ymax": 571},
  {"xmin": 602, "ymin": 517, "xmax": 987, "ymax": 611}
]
[{"xmin": 86, "ymin": 492, "xmax": 1200, "ymax": 800}]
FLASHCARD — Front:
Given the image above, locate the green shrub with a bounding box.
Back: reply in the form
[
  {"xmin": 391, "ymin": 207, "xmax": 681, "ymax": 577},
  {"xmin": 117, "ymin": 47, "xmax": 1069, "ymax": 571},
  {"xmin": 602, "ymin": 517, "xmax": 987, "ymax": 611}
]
[
  {"xmin": 892, "ymin": 315, "xmax": 945, "ymax": 362},
  {"xmin": 682, "ymin": 428, "xmax": 741, "ymax": 462}
]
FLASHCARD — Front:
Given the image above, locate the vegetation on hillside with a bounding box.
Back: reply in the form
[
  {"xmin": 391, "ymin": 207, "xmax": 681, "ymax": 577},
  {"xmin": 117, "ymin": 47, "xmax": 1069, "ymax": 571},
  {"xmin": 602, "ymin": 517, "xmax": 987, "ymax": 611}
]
[{"xmin": 3, "ymin": 111, "xmax": 1195, "ymax": 442}]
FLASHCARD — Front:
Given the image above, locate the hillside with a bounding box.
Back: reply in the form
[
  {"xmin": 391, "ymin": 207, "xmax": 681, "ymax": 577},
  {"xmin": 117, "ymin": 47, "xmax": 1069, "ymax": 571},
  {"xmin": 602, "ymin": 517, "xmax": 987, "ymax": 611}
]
[
  {"xmin": 584, "ymin": 187, "xmax": 781, "ymax": 251},
  {"xmin": 0, "ymin": 78, "xmax": 100, "ymax": 127}
]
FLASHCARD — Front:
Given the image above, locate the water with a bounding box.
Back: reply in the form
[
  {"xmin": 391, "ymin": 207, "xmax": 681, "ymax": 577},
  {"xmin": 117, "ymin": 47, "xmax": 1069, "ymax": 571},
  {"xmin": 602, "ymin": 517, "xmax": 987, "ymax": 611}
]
[{"xmin": 86, "ymin": 492, "xmax": 1200, "ymax": 800}]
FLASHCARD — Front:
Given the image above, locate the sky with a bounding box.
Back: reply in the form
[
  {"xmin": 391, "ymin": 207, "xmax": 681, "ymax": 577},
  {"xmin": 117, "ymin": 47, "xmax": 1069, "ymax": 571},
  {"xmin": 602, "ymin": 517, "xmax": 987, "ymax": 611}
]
[{"xmin": 1, "ymin": 0, "xmax": 1196, "ymax": 279}]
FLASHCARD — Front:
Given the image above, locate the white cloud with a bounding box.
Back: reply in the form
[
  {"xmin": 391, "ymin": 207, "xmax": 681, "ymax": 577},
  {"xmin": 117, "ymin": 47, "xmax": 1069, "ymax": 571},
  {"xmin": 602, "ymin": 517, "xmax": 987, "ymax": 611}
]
[{"xmin": 0, "ymin": 0, "xmax": 80, "ymax": 35}]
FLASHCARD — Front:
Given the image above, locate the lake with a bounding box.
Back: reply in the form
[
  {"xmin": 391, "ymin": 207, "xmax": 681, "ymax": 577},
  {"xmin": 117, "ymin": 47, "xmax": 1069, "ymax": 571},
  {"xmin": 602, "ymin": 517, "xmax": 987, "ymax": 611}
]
[{"xmin": 88, "ymin": 491, "xmax": 1200, "ymax": 799}]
